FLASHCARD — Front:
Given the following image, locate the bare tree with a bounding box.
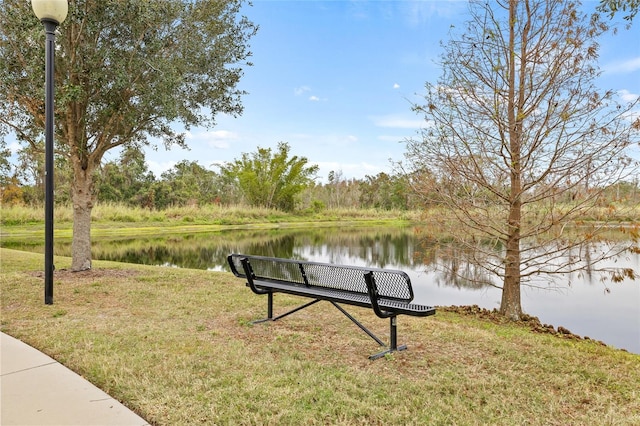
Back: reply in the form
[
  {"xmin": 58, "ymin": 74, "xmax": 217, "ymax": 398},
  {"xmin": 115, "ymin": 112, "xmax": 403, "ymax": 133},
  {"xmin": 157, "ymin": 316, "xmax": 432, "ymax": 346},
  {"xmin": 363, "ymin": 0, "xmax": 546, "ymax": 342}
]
[{"xmin": 403, "ymin": 0, "xmax": 639, "ymax": 320}]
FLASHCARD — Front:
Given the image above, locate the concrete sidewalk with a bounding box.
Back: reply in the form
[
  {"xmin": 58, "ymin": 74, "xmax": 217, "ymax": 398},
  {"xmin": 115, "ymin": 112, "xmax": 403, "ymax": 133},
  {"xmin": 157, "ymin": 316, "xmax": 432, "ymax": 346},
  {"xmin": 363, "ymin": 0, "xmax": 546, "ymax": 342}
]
[{"xmin": 1, "ymin": 332, "xmax": 149, "ymax": 426}]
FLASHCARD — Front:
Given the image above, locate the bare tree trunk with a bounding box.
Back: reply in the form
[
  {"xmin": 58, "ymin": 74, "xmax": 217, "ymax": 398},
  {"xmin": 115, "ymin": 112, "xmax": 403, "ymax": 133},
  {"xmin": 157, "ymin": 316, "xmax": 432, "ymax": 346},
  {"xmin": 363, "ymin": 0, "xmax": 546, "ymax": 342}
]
[
  {"xmin": 71, "ymin": 164, "xmax": 94, "ymax": 271},
  {"xmin": 501, "ymin": 224, "xmax": 522, "ymax": 320},
  {"xmin": 500, "ymin": 0, "xmax": 525, "ymax": 320}
]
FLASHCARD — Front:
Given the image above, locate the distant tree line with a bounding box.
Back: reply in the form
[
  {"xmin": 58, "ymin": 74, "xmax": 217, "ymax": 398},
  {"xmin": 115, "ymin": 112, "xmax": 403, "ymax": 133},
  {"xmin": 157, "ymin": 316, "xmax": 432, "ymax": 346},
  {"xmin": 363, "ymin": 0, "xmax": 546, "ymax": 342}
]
[
  {"xmin": 1, "ymin": 140, "xmax": 638, "ymax": 212},
  {"xmin": 0, "ymin": 141, "xmax": 417, "ymax": 211}
]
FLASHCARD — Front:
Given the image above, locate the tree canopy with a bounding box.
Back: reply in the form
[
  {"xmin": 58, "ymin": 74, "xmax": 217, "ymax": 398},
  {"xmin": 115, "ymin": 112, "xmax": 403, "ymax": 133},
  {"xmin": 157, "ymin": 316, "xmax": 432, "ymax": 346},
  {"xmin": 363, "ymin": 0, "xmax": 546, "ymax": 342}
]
[
  {"xmin": 598, "ymin": 0, "xmax": 639, "ymax": 23},
  {"xmin": 219, "ymin": 142, "xmax": 319, "ymax": 211},
  {"xmin": 0, "ymin": 0, "xmax": 257, "ymax": 270}
]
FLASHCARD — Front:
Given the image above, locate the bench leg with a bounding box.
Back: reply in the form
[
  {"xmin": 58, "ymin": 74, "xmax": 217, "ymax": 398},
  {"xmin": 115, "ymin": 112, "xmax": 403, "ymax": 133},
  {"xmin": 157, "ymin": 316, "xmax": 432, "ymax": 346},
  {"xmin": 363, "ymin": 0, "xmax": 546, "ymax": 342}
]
[
  {"xmin": 252, "ymin": 295, "xmax": 322, "ymax": 324},
  {"xmin": 251, "ymin": 292, "xmax": 274, "ymax": 324},
  {"xmin": 369, "ymin": 316, "xmax": 408, "ymax": 360},
  {"xmin": 271, "ymin": 299, "xmax": 321, "ymax": 321},
  {"xmin": 251, "ymin": 297, "xmax": 407, "ymax": 360},
  {"xmin": 331, "ymin": 302, "xmax": 386, "ymax": 347}
]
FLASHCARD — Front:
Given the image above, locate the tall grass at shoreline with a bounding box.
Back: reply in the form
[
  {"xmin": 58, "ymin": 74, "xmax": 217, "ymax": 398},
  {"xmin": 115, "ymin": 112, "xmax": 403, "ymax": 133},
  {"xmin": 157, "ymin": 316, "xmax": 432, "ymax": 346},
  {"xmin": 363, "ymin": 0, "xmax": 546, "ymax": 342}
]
[
  {"xmin": 0, "ymin": 203, "xmax": 420, "ymax": 227},
  {"xmin": 2, "ymin": 202, "xmax": 638, "ymax": 227}
]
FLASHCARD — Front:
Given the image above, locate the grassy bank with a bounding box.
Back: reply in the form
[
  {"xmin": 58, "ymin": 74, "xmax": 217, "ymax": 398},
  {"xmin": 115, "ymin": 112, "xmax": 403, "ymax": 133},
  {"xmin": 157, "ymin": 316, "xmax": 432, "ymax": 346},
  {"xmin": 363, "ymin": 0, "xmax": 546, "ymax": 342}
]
[
  {"xmin": 0, "ymin": 204, "xmax": 420, "ymax": 241},
  {"xmin": 2, "ymin": 202, "xmax": 638, "ymax": 238},
  {"xmin": 0, "ymin": 203, "xmax": 420, "ymax": 227},
  {"xmin": 1, "ymin": 248, "xmax": 638, "ymax": 425}
]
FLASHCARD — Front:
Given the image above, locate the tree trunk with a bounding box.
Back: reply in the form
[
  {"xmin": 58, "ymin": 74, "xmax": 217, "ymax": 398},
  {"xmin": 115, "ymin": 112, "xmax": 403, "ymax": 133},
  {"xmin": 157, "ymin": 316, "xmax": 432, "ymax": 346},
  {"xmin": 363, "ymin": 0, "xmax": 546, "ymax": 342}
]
[
  {"xmin": 499, "ymin": 0, "xmax": 523, "ymax": 321},
  {"xmin": 501, "ymin": 227, "xmax": 522, "ymax": 320},
  {"xmin": 70, "ymin": 164, "xmax": 94, "ymax": 271}
]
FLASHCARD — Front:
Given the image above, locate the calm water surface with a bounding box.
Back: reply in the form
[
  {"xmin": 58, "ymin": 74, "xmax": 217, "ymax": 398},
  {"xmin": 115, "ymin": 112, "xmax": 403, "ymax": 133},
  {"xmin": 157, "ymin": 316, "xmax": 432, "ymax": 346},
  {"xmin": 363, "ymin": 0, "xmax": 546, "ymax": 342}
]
[{"xmin": 5, "ymin": 226, "xmax": 639, "ymax": 353}]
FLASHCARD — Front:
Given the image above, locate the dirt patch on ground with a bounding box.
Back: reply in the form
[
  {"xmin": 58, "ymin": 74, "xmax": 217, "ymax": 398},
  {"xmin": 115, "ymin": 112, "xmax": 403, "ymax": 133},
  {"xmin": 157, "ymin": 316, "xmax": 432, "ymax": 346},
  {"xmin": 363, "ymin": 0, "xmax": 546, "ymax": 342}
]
[
  {"xmin": 30, "ymin": 268, "xmax": 140, "ymax": 281},
  {"xmin": 440, "ymin": 304, "xmax": 609, "ymax": 348}
]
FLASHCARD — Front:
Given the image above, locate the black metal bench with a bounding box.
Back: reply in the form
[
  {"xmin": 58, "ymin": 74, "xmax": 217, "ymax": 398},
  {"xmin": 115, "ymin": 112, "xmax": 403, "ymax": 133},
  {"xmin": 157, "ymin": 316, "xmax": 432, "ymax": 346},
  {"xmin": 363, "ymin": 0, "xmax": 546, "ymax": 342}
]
[{"xmin": 227, "ymin": 253, "xmax": 436, "ymax": 360}]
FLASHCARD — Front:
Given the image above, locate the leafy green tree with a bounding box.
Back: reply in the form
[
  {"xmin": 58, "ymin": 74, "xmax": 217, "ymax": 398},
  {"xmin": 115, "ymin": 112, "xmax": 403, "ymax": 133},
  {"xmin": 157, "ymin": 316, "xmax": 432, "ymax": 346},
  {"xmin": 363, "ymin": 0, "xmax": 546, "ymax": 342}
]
[
  {"xmin": 360, "ymin": 172, "xmax": 412, "ymax": 210},
  {"xmin": 96, "ymin": 147, "xmax": 155, "ymax": 207},
  {"xmin": 0, "ymin": 140, "xmax": 22, "ymax": 205},
  {"xmin": 0, "ymin": 140, "xmax": 11, "ymax": 181},
  {"xmin": 159, "ymin": 160, "xmax": 222, "ymax": 207},
  {"xmin": 13, "ymin": 143, "xmax": 44, "ymax": 205},
  {"xmin": 0, "ymin": 141, "xmax": 12, "ymax": 188},
  {"xmin": 404, "ymin": 0, "xmax": 639, "ymax": 320},
  {"xmin": 148, "ymin": 180, "xmax": 172, "ymax": 211},
  {"xmin": 220, "ymin": 142, "xmax": 319, "ymax": 211},
  {"xmin": 598, "ymin": 0, "xmax": 639, "ymax": 23},
  {"xmin": 0, "ymin": 0, "xmax": 256, "ymax": 270}
]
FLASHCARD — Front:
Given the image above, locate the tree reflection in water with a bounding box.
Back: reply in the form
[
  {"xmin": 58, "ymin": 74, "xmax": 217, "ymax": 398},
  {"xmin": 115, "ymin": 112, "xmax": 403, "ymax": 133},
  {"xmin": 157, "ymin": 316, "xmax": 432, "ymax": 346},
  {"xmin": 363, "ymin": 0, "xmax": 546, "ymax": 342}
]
[{"xmin": 2, "ymin": 225, "xmax": 637, "ymax": 353}]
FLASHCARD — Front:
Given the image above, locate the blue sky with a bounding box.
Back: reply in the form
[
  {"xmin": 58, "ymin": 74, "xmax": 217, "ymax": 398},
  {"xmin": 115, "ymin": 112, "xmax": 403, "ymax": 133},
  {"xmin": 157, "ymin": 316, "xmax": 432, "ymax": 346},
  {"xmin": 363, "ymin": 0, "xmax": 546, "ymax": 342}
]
[
  {"xmin": 149, "ymin": 0, "xmax": 637, "ymax": 183},
  {"xmin": 144, "ymin": 0, "xmax": 468, "ymax": 181},
  {"xmin": 11, "ymin": 1, "xmax": 640, "ymax": 183}
]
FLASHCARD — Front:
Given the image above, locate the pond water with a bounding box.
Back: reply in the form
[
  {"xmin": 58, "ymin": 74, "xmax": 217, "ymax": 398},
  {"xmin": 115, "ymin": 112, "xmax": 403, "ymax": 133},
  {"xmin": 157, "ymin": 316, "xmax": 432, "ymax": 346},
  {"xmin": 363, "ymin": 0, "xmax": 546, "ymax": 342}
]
[{"xmin": 5, "ymin": 225, "xmax": 639, "ymax": 354}]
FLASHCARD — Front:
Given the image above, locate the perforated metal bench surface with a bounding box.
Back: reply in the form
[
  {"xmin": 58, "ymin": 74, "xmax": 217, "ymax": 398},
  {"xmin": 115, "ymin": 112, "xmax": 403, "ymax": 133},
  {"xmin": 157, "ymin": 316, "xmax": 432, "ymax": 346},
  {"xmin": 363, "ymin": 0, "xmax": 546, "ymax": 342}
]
[
  {"xmin": 228, "ymin": 254, "xmax": 433, "ymax": 316},
  {"xmin": 227, "ymin": 253, "xmax": 436, "ymax": 359}
]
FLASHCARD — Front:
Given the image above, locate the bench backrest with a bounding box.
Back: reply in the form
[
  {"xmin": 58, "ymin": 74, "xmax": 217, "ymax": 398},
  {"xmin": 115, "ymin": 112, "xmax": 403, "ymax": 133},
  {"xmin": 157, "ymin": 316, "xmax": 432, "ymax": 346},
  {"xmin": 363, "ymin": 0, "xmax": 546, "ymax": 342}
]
[{"xmin": 228, "ymin": 253, "xmax": 414, "ymax": 303}]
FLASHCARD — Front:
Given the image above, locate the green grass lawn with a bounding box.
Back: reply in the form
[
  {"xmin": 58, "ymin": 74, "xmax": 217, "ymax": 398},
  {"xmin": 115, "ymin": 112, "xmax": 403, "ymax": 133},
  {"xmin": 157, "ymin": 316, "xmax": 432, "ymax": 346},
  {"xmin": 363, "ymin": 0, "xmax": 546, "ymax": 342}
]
[{"xmin": 1, "ymin": 248, "xmax": 639, "ymax": 425}]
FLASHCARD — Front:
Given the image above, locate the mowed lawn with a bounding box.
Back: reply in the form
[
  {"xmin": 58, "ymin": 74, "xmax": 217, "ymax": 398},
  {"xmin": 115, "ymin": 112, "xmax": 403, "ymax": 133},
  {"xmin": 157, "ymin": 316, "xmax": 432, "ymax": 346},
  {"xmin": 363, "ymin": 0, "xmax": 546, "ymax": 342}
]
[{"xmin": 1, "ymin": 248, "xmax": 639, "ymax": 425}]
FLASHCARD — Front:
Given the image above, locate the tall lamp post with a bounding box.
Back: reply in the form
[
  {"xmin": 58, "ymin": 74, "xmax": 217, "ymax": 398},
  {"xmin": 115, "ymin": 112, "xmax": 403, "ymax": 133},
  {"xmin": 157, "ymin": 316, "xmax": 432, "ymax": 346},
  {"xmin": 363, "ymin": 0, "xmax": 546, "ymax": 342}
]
[{"xmin": 31, "ymin": 0, "xmax": 68, "ymax": 305}]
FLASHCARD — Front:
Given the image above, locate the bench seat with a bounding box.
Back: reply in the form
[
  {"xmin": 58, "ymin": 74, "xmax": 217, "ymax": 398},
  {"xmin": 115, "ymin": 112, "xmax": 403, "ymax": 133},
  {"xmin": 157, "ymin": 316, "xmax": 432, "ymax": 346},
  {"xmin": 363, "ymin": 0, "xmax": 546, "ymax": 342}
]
[{"xmin": 250, "ymin": 279, "xmax": 435, "ymax": 317}]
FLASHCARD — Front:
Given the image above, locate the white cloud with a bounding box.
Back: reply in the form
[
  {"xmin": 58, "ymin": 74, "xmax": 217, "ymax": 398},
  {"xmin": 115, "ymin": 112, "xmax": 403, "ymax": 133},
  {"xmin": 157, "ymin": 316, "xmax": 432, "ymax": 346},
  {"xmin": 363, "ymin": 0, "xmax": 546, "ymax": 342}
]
[
  {"xmin": 187, "ymin": 129, "xmax": 238, "ymax": 149},
  {"xmin": 146, "ymin": 160, "xmax": 176, "ymax": 178},
  {"xmin": 312, "ymin": 161, "xmax": 383, "ymax": 182},
  {"xmin": 603, "ymin": 57, "xmax": 640, "ymax": 74},
  {"xmin": 308, "ymin": 95, "xmax": 329, "ymax": 102},
  {"xmin": 8, "ymin": 141, "xmax": 21, "ymax": 154},
  {"xmin": 371, "ymin": 114, "xmax": 424, "ymax": 129},
  {"xmin": 211, "ymin": 130, "xmax": 237, "ymax": 139},
  {"xmin": 377, "ymin": 135, "xmax": 406, "ymax": 142},
  {"xmin": 293, "ymin": 86, "xmax": 325, "ymax": 102},
  {"xmin": 401, "ymin": 1, "xmax": 466, "ymax": 26},
  {"xmin": 207, "ymin": 130, "xmax": 238, "ymax": 149},
  {"xmin": 294, "ymin": 86, "xmax": 311, "ymax": 96},
  {"xmin": 618, "ymin": 89, "xmax": 639, "ymax": 103},
  {"xmin": 393, "ymin": 83, "xmax": 400, "ymax": 89},
  {"xmin": 208, "ymin": 140, "xmax": 229, "ymax": 149}
]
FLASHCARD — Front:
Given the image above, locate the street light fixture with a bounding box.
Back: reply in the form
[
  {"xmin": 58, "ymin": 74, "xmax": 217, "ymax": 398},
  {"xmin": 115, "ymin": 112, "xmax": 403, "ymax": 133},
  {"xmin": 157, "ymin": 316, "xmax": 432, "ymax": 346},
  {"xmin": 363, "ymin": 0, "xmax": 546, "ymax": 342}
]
[{"xmin": 31, "ymin": 0, "xmax": 68, "ymax": 305}]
